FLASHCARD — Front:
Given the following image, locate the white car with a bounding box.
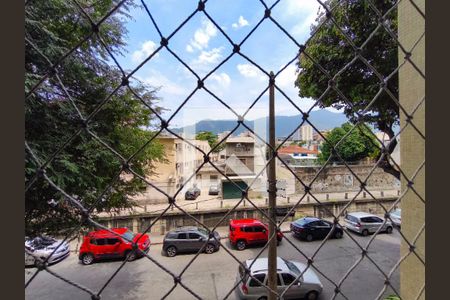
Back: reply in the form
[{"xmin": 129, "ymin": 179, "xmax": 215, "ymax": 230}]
[
  {"xmin": 344, "ymin": 212, "xmax": 393, "ymax": 236},
  {"xmin": 25, "ymin": 236, "xmax": 70, "ymax": 267},
  {"xmin": 235, "ymin": 257, "xmax": 323, "ymax": 300}
]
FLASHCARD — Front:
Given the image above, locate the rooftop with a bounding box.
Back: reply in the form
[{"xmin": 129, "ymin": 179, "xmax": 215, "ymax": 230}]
[{"xmin": 278, "ymin": 145, "xmax": 318, "ymax": 155}]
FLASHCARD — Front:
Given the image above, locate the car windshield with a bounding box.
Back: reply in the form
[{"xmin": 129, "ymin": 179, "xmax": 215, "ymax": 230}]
[
  {"xmin": 294, "ymin": 218, "xmax": 308, "ymax": 226},
  {"xmin": 122, "ymin": 230, "xmax": 135, "ymax": 241},
  {"xmin": 198, "ymin": 227, "xmax": 209, "ymax": 236},
  {"xmin": 282, "ymin": 258, "xmax": 301, "ymax": 275}
]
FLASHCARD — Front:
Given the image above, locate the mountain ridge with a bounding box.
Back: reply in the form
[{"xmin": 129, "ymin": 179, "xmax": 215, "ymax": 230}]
[{"xmin": 171, "ymin": 110, "xmax": 348, "ymax": 138}]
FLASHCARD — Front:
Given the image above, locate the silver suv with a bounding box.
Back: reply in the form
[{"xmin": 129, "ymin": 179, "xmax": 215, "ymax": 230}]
[
  {"xmin": 163, "ymin": 226, "xmax": 220, "ymax": 257},
  {"xmin": 235, "ymin": 257, "xmax": 323, "ymax": 300},
  {"xmin": 344, "ymin": 212, "xmax": 393, "ymax": 236}
]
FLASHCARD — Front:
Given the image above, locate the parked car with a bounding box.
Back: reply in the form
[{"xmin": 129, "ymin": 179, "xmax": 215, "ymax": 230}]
[
  {"xmin": 344, "ymin": 212, "xmax": 393, "ymax": 236},
  {"xmin": 185, "ymin": 187, "xmax": 201, "ymax": 200},
  {"xmin": 291, "ymin": 217, "xmax": 343, "ymax": 241},
  {"xmin": 192, "ymin": 185, "xmax": 201, "ymax": 196},
  {"xmin": 163, "ymin": 226, "xmax": 220, "ymax": 257},
  {"xmin": 235, "ymin": 257, "xmax": 323, "ymax": 300},
  {"xmin": 78, "ymin": 228, "xmax": 150, "ymax": 265},
  {"xmin": 229, "ymin": 219, "xmax": 283, "ymax": 251},
  {"xmin": 389, "ymin": 208, "xmax": 401, "ymax": 227},
  {"xmin": 208, "ymin": 184, "xmax": 220, "ymax": 195},
  {"xmin": 25, "ymin": 236, "xmax": 70, "ymax": 267}
]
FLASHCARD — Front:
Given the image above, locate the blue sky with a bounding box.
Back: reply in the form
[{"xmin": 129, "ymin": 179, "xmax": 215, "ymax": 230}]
[{"xmin": 114, "ymin": 0, "xmax": 331, "ymax": 128}]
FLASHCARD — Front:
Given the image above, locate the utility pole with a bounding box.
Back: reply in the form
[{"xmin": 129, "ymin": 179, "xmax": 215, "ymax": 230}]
[{"xmin": 267, "ymin": 71, "xmax": 277, "ymax": 300}]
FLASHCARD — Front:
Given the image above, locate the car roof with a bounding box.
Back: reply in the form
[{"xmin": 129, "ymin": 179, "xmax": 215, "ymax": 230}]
[
  {"xmin": 87, "ymin": 227, "xmax": 128, "ymax": 237},
  {"xmin": 296, "ymin": 216, "xmax": 320, "ymax": 223},
  {"xmin": 169, "ymin": 226, "xmax": 201, "ymax": 233},
  {"xmin": 347, "ymin": 212, "xmax": 377, "ymax": 218},
  {"xmin": 245, "ymin": 257, "xmax": 289, "ymax": 274},
  {"xmin": 230, "ymin": 219, "xmax": 263, "ymax": 226}
]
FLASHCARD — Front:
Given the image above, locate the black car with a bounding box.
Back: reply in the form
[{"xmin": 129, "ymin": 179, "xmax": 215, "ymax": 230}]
[
  {"xmin": 290, "ymin": 217, "xmax": 343, "ymax": 241},
  {"xmin": 163, "ymin": 227, "xmax": 221, "ymax": 257},
  {"xmin": 185, "ymin": 187, "xmax": 200, "ymax": 200}
]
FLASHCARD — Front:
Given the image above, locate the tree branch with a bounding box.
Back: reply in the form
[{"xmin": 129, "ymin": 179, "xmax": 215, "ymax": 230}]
[{"xmin": 376, "ymin": 121, "xmax": 400, "ymax": 180}]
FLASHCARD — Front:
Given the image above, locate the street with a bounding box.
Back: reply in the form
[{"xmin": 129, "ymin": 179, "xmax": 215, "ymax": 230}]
[{"xmin": 25, "ymin": 228, "xmax": 400, "ymax": 300}]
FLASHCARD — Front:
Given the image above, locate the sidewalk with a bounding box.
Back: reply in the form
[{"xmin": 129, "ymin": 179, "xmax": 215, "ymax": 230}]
[{"xmin": 96, "ymin": 189, "xmax": 399, "ymax": 218}]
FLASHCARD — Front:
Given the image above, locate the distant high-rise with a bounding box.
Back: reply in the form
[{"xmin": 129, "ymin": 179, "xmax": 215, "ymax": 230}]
[{"xmin": 300, "ymin": 124, "xmax": 313, "ymax": 142}]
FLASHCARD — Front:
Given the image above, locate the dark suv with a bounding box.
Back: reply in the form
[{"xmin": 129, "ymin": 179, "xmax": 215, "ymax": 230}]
[
  {"xmin": 185, "ymin": 187, "xmax": 200, "ymax": 200},
  {"xmin": 229, "ymin": 219, "xmax": 283, "ymax": 250},
  {"xmin": 78, "ymin": 228, "xmax": 150, "ymax": 265},
  {"xmin": 290, "ymin": 217, "xmax": 343, "ymax": 241},
  {"xmin": 163, "ymin": 227, "xmax": 221, "ymax": 257}
]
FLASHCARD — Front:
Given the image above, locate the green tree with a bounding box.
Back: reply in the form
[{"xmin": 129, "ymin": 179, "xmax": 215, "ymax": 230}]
[
  {"xmin": 195, "ymin": 131, "xmax": 224, "ymax": 152},
  {"xmin": 25, "ymin": 0, "xmax": 164, "ymax": 236},
  {"xmin": 295, "ymin": 0, "xmax": 399, "ymax": 179},
  {"xmin": 318, "ymin": 123, "xmax": 380, "ymax": 164}
]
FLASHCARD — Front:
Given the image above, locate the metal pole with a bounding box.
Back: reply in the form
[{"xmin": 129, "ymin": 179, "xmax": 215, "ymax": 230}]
[{"xmin": 267, "ymin": 71, "xmax": 277, "ymax": 300}]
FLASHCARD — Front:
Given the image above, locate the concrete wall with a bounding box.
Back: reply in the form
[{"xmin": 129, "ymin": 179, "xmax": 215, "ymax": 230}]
[
  {"xmin": 96, "ymin": 197, "xmax": 397, "ymax": 236},
  {"xmin": 293, "ymin": 164, "xmax": 400, "ymax": 193}
]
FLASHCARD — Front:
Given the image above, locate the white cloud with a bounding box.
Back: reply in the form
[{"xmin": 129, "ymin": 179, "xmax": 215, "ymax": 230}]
[
  {"xmin": 281, "ymin": 0, "xmax": 320, "ymax": 17},
  {"xmin": 187, "ymin": 19, "xmax": 218, "ymax": 51},
  {"xmin": 141, "ymin": 72, "xmax": 188, "ymax": 97},
  {"xmin": 232, "ymin": 16, "xmax": 249, "ymax": 29},
  {"xmin": 192, "ymin": 47, "xmax": 224, "ymax": 67},
  {"xmin": 278, "ymin": 0, "xmax": 321, "ymax": 40},
  {"xmin": 186, "ymin": 44, "xmax": 194, "ymax": 53},
  {"xmin": 276, "ymin": 64, "xmax": 297, "ymax": 89},
  {"xmin": 210, "ymin": 72, "xmax": 231, "ymax": 87},
  {"xmin": 237, "ymin": 64, "xmax": 263, "ymax": 79},
  {"xmin": 132, "ymin": 40, "xmax": 159, "ymax": 63}
]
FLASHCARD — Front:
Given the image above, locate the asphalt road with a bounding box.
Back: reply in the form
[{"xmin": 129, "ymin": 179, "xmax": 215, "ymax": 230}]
[{"xmin": 25, "ymin": 230, "xmax": 401, "ymax": 300}]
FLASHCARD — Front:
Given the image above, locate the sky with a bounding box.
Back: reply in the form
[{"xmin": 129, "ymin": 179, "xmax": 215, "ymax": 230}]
[{"xmin": 114, "ymin": 0, "xmax": 334, "ymax": 128}]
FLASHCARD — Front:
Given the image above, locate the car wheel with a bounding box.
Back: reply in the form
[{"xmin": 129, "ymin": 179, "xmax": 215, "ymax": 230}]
[
  {"xmin": 386, "ymin": 226, "xmax": 393, "ymax": 234},
  {"xmin": 205, "ymin": 244, "xmax": 215, "ymax": 254},
  {"xmin": 236, "ymin": 240, "xmax": 246, "ymax": 251},
  {"xmin": 306, "ymin": 234, "xmax": 313, "ymax": 242},
  {"xmin": 305, "ymin": 291, "xmax": 319, "ymax": 300},
  {"xmin": 125, "ymin": 250, "xmax": 137, "ymax": 261},
  {"xmin": 166, "ymin": 246, "xmax": 177, "ymax": 257},
  {"xmin": 81, "ymin": 253, "xmax": 94, "ymax": 265},
  {"xmin": 257, "ymin": 297, "xmax": 267, "ymax": 300},
  {"xmin": 334, "ymin": 231, "xmax": 343, "ymax": 239},
  {"xmin": 362, "ymin": 229, "xmax": 369, "ymax": 236}
]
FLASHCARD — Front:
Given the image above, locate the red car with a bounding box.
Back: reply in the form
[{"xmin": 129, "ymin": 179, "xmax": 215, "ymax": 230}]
[
  {"xmin": 78, "ymin": 228, "xmax": 150, "ymax": 265},
  {"xmin": 229, "ymin": 219, "xmax": 283, "ymax": 250}
]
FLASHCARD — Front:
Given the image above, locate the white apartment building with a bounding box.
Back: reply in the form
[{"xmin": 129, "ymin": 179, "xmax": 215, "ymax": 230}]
[{"xmin": 300, "ymin": 124, "xmax": 314, "ymax": 142}]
